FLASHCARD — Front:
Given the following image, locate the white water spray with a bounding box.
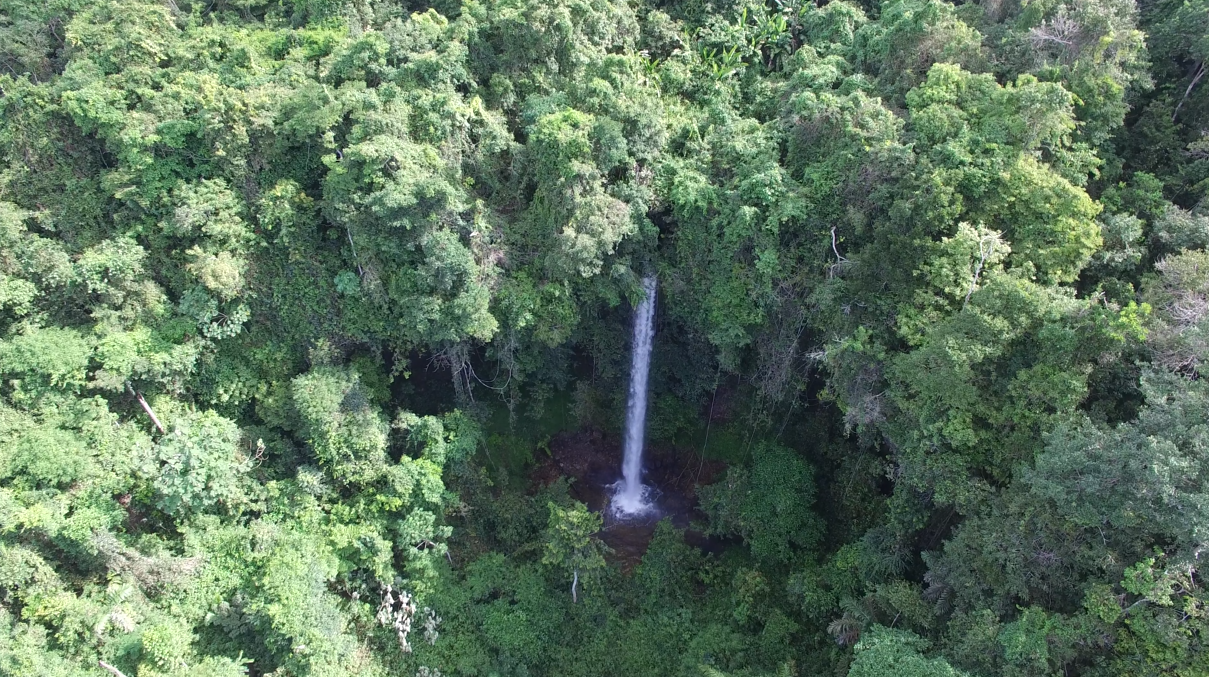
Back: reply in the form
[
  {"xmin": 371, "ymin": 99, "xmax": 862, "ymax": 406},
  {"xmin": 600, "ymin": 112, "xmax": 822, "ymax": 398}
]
[{"xmin": 611, "ymin": 275, "xmax": 657, "ymax": 517}]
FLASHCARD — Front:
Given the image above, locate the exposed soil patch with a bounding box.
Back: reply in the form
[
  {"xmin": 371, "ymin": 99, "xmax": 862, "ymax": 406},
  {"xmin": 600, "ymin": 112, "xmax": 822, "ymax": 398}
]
[{"xmin": 531, "ymin": 427, "xmax": 729, "ymax": 570}]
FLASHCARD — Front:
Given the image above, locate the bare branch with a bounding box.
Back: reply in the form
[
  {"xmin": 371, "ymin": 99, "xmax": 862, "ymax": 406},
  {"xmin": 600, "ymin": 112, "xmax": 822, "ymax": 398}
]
[
  {"xmin": 831, "ymin": 226, "xmax": 848, "ymax": 264},
  {"xmin": 1028, "ymin": 15, "xmax": 1083, "ymax": 62},
  {"xmin": 346, "ymin": 228, "xmax": 365, "ymax": 277},
  {"xmin": 99, "ymin": 661, "xmax": 130, "ymax": 677},
  {"xmin": 964, "ymin": 236, "xmax": 997, "ymax": 309},
  {"xmin": 828, "ymin": 226, "xmax": 850, "ymax": 279},
  {"xmin": 126, "ymin": 383, "xmax": 165, "ymax": 434},
  {"xmin": 1173, "ymin": 61, "xmax": 1206, "ymax": 124}
]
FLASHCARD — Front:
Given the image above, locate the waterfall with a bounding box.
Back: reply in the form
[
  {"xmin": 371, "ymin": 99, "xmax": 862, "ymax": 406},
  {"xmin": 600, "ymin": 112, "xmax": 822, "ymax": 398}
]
[{"xmin": 612, "ymin": 275, "xmax": 657, "ymax": 517}]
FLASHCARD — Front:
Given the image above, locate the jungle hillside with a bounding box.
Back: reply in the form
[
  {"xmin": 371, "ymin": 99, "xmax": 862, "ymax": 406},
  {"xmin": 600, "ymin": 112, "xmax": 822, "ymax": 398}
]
[{"xmin": 1, "ymin": 0, "xmax": 1208, "ymax": 675}]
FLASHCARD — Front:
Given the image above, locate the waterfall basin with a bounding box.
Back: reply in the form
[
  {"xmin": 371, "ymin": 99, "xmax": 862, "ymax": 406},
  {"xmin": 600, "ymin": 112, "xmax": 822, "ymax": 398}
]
[
  {"xmin": 608, "ymin": 480, "xmax": 657, "ymax": 519},
  {"xmin": 534, "ymin": 428, "xmax": 732, "ymax": 570}
]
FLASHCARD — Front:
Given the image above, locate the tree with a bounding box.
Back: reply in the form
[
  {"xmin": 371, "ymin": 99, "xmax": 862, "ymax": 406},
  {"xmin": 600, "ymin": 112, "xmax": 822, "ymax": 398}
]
[
  {"xmin": 541, "ymin": 501, "xmax": 608, "ymax": 602},
  {"xmin": 144, "ymin": 410, "xmax": 252, "ymax": 519},
  {"xmin": 291, "ymin": 365, "xmax": 391, "ymax": 483},
  {"xmin": 0, "ymin": 0, "xmax": 1206, "ymax": 674},
  {"xmin": 698, "ymin": 442, "xmax": 823, "ymax": 565},
  {"xmin": 1144, "ymin": 249, "xmax": 1209, "ymax": 376},
  {"xmin": 848, "ymin": 626, "xmax": 970, "ymax": 677}
]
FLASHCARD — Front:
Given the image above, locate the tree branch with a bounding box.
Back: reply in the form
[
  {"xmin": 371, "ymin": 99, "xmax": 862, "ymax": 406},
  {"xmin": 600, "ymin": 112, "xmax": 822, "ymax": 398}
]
[
  {"xmin": 1122, "ymin": 598, "xmax": 1149, "ymax": 618},
  {"xmin": 346, "ymin": 227, "xmax": 365, "ymax": 277},
  {"xmin": 964, "ymin": 236, "xmax": 996, "ymax": 309},
  {"xmin": 831, "ymin": 226, "xmax": 848, "ymax": 264},
  {"xmin": 1174, "ymin": 61, "xmax": 1206, "ymax": 124},
  {"xmin": 126, "ymin": 383, "xmax": 165, "ymax": 434},
  {"xmin": 99, "ymin": 661, "xmax": 130, "ymax": 677},
  {"xmin": 829, "ymin": 226, "xmax": 849, "ymax": 279}
]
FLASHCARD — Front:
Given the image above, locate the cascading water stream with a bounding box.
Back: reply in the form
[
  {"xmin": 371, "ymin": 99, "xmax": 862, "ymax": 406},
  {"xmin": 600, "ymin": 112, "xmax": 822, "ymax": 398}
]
[{"xmin": 611, "ymin": 275, "xmax": 657, "ymax": 517}]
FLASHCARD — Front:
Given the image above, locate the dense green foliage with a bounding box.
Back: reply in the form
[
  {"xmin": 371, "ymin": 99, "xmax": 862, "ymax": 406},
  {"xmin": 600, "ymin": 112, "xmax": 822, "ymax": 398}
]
[{"xmin": 0, "ymin": 0, "xmax": 1207, "ymax": 674}]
